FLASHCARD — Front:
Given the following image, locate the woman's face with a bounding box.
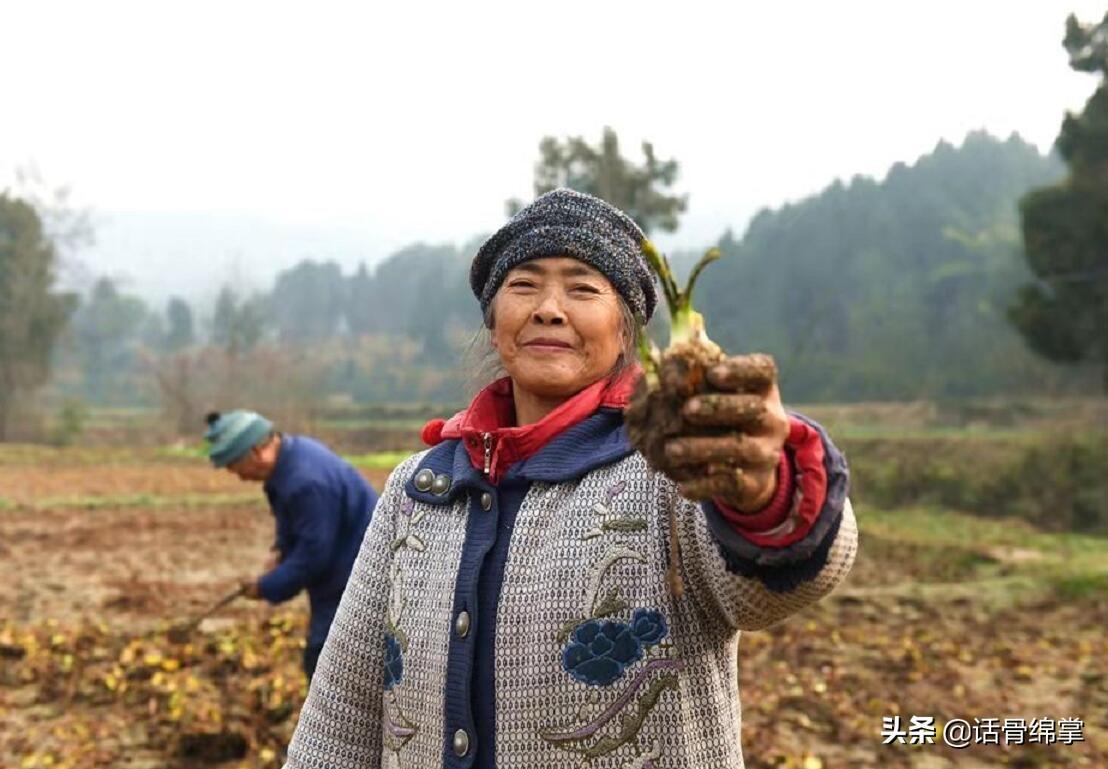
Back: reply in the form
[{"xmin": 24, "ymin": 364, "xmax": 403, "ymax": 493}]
[{"xmin": 491, "ymin": 257, "xmax": 626, "ymax": 401}]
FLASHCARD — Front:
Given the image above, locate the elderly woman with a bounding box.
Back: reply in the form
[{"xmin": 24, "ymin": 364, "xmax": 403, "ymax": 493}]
[{"xmin": 284, "ymin": 189, "xmax": 857, "ymax": 769}]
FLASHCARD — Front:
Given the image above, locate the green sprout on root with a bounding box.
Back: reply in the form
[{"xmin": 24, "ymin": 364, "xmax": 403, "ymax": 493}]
[
  {"xmin": 636, "ymin": 240, "xmax": 722, "ymax": 391},
  {"xmin": 631, "ymin": 240, "xmax": 726, "ymax": 602}
]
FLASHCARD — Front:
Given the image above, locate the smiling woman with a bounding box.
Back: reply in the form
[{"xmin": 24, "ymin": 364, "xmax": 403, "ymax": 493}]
[
  {"xmin": 488, "ymin": 258, "xmax": 633, "ymax": 425},
  {"xmin": 281, "ymin": 189, "xmax": 857, "ymax": 769}
]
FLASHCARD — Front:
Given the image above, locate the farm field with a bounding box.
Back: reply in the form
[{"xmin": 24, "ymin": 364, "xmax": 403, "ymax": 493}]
[{"xmin": 1, "ymin": 431, "xmax": 1105, "ymax": 769}]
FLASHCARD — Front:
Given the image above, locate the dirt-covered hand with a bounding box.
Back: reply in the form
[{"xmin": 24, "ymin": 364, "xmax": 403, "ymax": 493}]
[{"xmin": 661, "ymin": 353, "xmax": 788, "ymax": 511}]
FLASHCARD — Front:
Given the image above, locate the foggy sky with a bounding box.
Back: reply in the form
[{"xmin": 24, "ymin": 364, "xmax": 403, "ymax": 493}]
[{"xmin": 1, "ymin": 0, "xmax": 1103, "ymax": 302}]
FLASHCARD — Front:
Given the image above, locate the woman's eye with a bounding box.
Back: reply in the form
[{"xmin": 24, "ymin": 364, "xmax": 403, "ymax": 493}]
[
  {"xmin": 508, "ymin": 280, "xmax": 536, "ymax": 289},
  {"xmin": 572, "ymin": 284, "xmax": 600, "ymax": 294}
]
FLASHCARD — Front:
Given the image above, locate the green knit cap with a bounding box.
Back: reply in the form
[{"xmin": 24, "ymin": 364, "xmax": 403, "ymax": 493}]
[{"xmin": 204, "ymin": 410, "xmax": 273, "ymax": 467}]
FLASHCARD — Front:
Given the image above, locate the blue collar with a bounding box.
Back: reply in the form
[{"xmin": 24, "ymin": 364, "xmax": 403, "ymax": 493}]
[
  {"xmin": 263, "ymin": 433, "xmax": 296, "ymax": 495},
  {"xmin": 404, "ymin": 408, "xmax": 633, "ymax": 504}
]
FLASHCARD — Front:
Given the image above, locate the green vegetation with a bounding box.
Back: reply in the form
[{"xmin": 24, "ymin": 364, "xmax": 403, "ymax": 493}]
[
  {"xmin": 156, "ymin": 442, "xmax": 209, "ymax": 459},
  {"xmin": 852, "ymin": 504, "xmax": 1108, "ymax": 612},
  {"xmin": 1012, "ymin": 12, "xmax": 1108, "ymax": 389},
  {"xmin": 344, "ymin": 450, "xmax": 414, "ymax": 470},
  {"xmin": 24, "ymin": 127, "xmax": 1098, "ymax": 433},
  {"xmin": 157, "ymin": 442, "xmax": 414, "ymax": 470},
  {"xmin": 0, "ymin": 194, "xmax": 77, "ymax": 439},
  {"xmin": 845, "ymin": 429, "xmax": 1108, "ymax": 534},
  {"xmin": 5, "ymin": 492, "xmax": 262, "ymax": 512},
  {"xmin": 506, "ymin": 126, "xmax": 687, "ymax": 233},
  {"xmin": 697, "ymin": 133, "xmax": 1079, "ymax": 402},
  {"xmin": 48, "ymin": 400, "xmax": 88, "ymax": 447}
]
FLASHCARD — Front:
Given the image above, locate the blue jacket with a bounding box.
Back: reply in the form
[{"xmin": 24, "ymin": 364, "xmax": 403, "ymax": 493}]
[{"xmin": 258, "ymin": 434, "xmax": 378, "ymax": 647}]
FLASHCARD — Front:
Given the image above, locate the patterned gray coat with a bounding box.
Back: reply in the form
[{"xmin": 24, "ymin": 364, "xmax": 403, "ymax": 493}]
[{"xmin": 283, "ymin": 410, "xmax": 856, "ymax": 769}]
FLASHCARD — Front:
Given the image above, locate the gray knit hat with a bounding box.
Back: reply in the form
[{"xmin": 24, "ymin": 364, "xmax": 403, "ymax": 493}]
[{"xmin": 470, "ymin": 188, "xmax": 658, "ymax": 322}]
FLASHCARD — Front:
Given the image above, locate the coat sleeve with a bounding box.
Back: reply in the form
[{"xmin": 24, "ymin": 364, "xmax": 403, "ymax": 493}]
[
  {"xmin": 282, "ymin": 454, "xmax": 419, "ymax": 769},
  {"xmin": 665, "ymin": 413, "xmax": 858, "ymax": 632},
  {"xmin": 258, "ymin": 485, "xmax": 341, "ymax": 603}
]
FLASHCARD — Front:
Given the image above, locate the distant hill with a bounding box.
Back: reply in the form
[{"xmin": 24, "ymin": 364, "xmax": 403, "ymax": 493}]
[
  {"xmin": 71, "ymin": 210, "xmax": 398, "ymax": 303},
  {"xmin": 697, "ymin": 131, "xmax": 1085, "ymax": 401}
]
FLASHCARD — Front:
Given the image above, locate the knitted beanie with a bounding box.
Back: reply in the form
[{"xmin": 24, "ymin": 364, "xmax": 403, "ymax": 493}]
[
  {"xmin": 204, "ymin": 410, "xmax": 273, "ymax": 467},
  {"xmin": 470, "ymin": 188, "xmax": 658, "ymax": 323}
]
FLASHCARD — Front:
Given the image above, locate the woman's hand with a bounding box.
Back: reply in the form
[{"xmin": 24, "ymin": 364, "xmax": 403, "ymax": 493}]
[{"xmin": 660, "ymin": 353, "xmax": 789, "ymax": 512}]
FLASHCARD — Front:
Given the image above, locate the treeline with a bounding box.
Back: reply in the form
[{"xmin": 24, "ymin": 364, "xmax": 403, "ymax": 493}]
[
  {"xmin": 45, "ymin": 132, "xmax": 1100, "ymax": 420},
  {"xmin": 698, "ymin": 131, "xmax": 1094, "ymax": 401},
  {"xmin": 43, "ymin": 238, "xmax": 488, "ymax": 427}
]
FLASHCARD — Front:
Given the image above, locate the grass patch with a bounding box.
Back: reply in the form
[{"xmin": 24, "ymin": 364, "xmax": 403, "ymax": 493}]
[
  {"xmin": 15, "ymin": 492, "xmax": 263, "ymax": 511},
  {"xmin": 156, "ymin": 443, "xmax": 209, "ymax": 460},
  {"xmin": 1051, "ymin": 571, "xmax": 1108, "ymax": 600},
  {"xmin": 858, "ymin": 530, "xmax": 1003, "ymax": 582},
  {"xmin": 155, "ymin": 444, "xmax": 412, "ymax": 470},
  {"xmin": 845, "ymin": 430, "xmax": 1108, "ymax": 534},
  {"xmin": 863, "ymin": 506, "xmax": 1107, "ymax": 555},
  {"xmin": 344, "ymin": 450, "xmax": 413, "ymax": 470},
  {"xmin": 859, "ymin": 506, "xmax": 1108, "ymax": 600},
  {"xmin": 0, "ymin": 444, "xmax": 143, "ymax": 466},
  {"xmin": 317, "ymin": 418, "xmax": 434, "ymax": 432},
  {"xmin": 833, "ymin": 426, "xmax": 1049, "ymax": 441}
]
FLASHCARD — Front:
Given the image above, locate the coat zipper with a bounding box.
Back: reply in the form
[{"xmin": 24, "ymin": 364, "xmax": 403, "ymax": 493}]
[{"xmin": 482, "ymin": 432, "xmax": 493, "ymax": 476}]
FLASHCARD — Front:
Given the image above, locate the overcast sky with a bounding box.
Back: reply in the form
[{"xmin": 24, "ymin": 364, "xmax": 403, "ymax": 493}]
[{"xmin": 1, "ymin": 0, "xmax": 1103, "ymax": 300}]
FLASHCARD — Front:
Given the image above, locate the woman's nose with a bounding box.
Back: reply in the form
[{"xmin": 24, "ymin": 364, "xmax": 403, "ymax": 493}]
[{"xmin": 532, "ymin": 292, "xmax": 567, "ymax": 325}]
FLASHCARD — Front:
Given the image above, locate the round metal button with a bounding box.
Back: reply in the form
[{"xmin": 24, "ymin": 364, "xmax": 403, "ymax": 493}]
[
  {"xmin": 431, "ymin": 473, "xmax": 452, "ymax": 496},
  {"xmin": 480, "ymin": 492, "xmax": 493, "ymax": 511},
  {"xmin": 455, "ymin": 610, "xmax": 471, "ymax": 638},
  {"xmin": 414, "ymin": 469, "xmax": 434, "ymax": 492},
  {"xmin": 453, "ymin": 728, "xmax": 470, "ymax": 757}
]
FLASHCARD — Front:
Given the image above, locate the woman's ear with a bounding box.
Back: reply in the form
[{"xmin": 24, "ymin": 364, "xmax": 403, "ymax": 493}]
[{"xmin": 485, "ymin": 299, "xmax": 498, "ymax": 341}]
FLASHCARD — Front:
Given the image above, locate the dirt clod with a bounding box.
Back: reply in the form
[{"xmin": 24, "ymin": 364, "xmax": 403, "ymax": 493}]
[
  {"xmin": 177, "ymin": 730, "xmax": 249, "ymax": 762},
  {"xmin": 625, "ymin": 340, "xmax": 726, "ymax": 473}
]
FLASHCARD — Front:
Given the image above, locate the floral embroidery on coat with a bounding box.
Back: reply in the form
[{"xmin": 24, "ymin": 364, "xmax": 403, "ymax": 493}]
[
  {"xmin": 381, "ymin": 497, "xmax": 425, "ymax": 757},
  {"xmin": 562, "ymin": 609, "xmax": 668, "ymax": 686},
  {"xmin": 383, "ymin": 633, "xmax": 404, "ymax": 690},
  {"xmin": 541, "ymin": 482, "xmax": 683, "ymax": 765},
  {"xmin": 582, "ymin": 480, "xmax": 647, "ymax": 539}
]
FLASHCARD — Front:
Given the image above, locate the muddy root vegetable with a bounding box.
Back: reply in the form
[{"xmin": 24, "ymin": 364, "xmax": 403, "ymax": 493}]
[{"xmin": 625, "ymin": 241, "xmax": 727, "ymax": 600}]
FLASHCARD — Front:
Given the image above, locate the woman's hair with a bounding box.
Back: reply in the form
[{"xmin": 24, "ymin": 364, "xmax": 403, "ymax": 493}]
[{"xmin": 462, "ymin": 294, "xmax": 639, "ymax": 396}]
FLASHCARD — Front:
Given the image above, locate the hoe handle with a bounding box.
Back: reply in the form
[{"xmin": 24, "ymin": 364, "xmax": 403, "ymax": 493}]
[{"xmin": 186, "ymin": 584, "xmax": 248, "ymax": 627}]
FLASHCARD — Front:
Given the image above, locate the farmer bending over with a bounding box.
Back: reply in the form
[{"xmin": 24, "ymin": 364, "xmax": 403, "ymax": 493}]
[{"xmin": 204, "ymin": 410, "xmax": 379, "ymax": 680}]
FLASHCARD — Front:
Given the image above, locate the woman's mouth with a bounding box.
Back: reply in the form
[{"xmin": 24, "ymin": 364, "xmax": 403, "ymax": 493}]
[{"xmin": 523, "ymin": 338, "xmax": 574, "ymax": 352}]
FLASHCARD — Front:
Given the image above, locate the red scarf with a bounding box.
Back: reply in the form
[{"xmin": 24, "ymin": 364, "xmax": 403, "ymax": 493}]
[{"xmin": 421, "ymin": 367, "xmax": 640, "ymax": 483}]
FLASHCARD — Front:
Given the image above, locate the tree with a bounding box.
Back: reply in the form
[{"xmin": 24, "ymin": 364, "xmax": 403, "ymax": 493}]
[
  {"xmin": 270, "ymin": 260, "xmax": 347, "ymax": 343},
  {"xmin": 211, "ymin": 287, "xmax": 237, "ymax": 350},
  {"xmin": 0, "ymin": 194, "xmax": 77, "ymax": 438},
  {"xmin": 508, "ymin": 127, "xmax": 687, "ymax": 234},
  {"xmin": 344, "ymin": 262, "xmax": 377, "ymax": 336},
  {"xmin": 164, "ymin": 297, "xmax": 195, "ymax": 351},
  {"xmin": 1010, "ymin": 12, "xmax": 1108, "ymax": 389},
  {"xmin": 344, "ymin": 244, "xmax": 479, "ymax": 364},
  {"xmin": 72, "ymin": 277, "xmax": 149, "ymax": 403},
  {"xmin": 211, "ymin": 286, "xmax": 264, "ymax": 354}
]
